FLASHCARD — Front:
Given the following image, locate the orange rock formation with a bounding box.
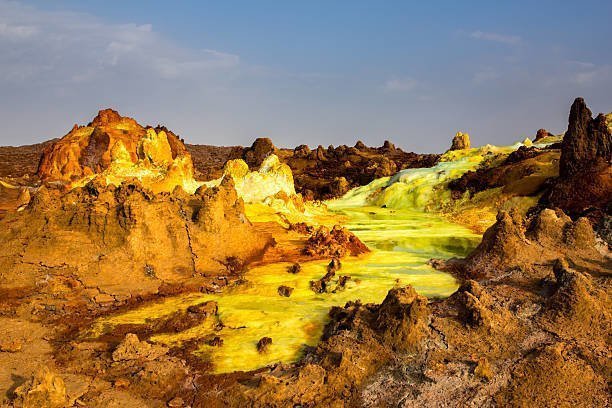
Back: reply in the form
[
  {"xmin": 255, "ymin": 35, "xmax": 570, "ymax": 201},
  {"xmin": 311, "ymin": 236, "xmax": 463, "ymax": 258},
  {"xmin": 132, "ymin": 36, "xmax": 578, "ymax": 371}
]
[{"xmin": 38, "ymin": 109, "xmax": 200, "ymax": 193}]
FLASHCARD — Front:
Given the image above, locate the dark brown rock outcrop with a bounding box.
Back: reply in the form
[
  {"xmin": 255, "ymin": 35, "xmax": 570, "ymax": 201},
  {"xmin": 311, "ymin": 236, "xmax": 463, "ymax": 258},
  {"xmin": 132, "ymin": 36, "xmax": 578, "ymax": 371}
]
[
  {"xmin": 243, "ymin": 137, "xmax": 278, "ymax": 168},
  {"xmin": 535, "ymin": 128, "xmax": 554, "ymax": 142},
  {"xmin": 278, "ymin": 140, "xmax": 439, "ymax": 200},
  {"xmin": 303, "ymin": 225, "xmax": 369, "ymax": 258},
  {"xmin": 540, "ymin": 98, "xmax": 612, "ymax": 221},
  {"xmin": 559, "ymin": 98, "xmax": 611, "ymax": 178},
  {"xmin": 449, "ymin": 147, "xmax": 558, "ymax": 198}
]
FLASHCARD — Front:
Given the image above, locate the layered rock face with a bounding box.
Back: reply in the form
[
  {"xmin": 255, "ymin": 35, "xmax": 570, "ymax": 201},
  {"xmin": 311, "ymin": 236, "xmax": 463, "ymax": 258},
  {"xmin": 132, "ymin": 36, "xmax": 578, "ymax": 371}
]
[
  {"xmin": 38, "ymin": 109, "xmax": 200, "ymax": 193},
  {"xmin": 541, "ymin": 98, "xmax": 612, "ymax": 220},
  {"xmin": 0, "ymin": 178, "xmax": 273, "ymax": 300}
]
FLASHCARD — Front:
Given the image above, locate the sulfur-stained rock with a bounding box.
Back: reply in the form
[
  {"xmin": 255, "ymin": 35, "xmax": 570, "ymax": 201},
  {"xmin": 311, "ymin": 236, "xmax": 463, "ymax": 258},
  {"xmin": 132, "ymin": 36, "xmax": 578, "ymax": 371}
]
[
  {"xmin": 543, "ymin": 259, "xmax": 610, "ymax": 339},
  {"xmin": 256, "ymin": 337, "xmax": 272, "ymax": 353},
  {"xmin": 327, "ymin": 258, "xmax": 342, "ymax": 273},
  {"xmin": 495, "ymin": 342, "xmax": 608, "ymax": 406},
  {"xmin": 0, "ymin": 177, "xmax": 273, "ymax": 299},
  {"xmin": 474, "ymin": 357, "xmax": 493, "ymax": 380},
  {"xmin": 0, "ymin": 339, "xmax": 23, "ymax": 353},
  {"xmin": 112, "ymin": 333, "xmax": 169, "ymax": 362},
  {"xmin": 304, "ymin": 225, "xmax": 369, "ymax": 258},
  {"xmin": 457, "ymin": 280, "xmax": 494, "ymax": 328},
  {"xmin": 208, "ymin": 336, "xmax": 223, "ymax": 347},
  {"xmin": 13, "ymin": 366, "xmax": 68, "ymax": 408},
  {"xmin": 186, "ymin": 300, "xmax": 218, "ymax": 317},
  {"xmin": 38, "ymin": 109, "xmax": 200, "ymax": 194},
  {"xmin": 461, "ymin": 207, "xmax": 604, "ymax": 279},
  {"xmin": 167, "ymin": 396, "xmax": 185, "ymax": 407},
  {"xmin": 288, "ymin": 263, "xmax": 301, "ymax": 274},
  {"xmin": 449, "ymin": 132, "xmax": 471, "ymax": 151},
  {"xmin": 277, "ymin": 285, "xmax": 294, "ymax": 297}
]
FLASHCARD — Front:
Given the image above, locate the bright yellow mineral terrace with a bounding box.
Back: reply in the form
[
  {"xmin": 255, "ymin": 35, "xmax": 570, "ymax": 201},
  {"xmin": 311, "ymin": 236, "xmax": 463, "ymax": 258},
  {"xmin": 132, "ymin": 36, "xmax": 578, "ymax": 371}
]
[{"xmin": 88, "ymin": 139, "xmax": 555, "ymax": 374}]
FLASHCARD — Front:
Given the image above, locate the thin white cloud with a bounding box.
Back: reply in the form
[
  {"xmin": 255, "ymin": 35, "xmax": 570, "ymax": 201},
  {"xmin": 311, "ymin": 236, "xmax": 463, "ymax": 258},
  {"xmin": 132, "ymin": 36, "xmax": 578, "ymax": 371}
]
[
  {"xmin": 0, "ymin": 22, "xmax": 38, "ymax": 39},
  {"xmin": 470, "ymin": 30, "xmax": 521, "ymax": 45},
  {"xmin": 0, "ymin": 0, "xmax": 240, "ymax": 85},
  {"xmin": 473, "ymin": 68, "xmax": 501, "ymax": 84},
  {"xmin": 566, "ymin": 60, "xmax": 596, "ymax": 69},
  {"xmin": 573, "ymin": 65, "xmax": 611, "ymax": 85},
  {"xmin": 384, "ymin": 78, "xmax": 418, "ymax": 92},
  {"xmin": 541, "ymin": 60, "xmax": 612, "ymax": 86}
]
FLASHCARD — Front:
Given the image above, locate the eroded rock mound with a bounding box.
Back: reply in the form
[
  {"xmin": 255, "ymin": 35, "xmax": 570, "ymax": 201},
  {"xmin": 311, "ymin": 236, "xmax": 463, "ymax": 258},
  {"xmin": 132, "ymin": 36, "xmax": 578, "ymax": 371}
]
[
  {"xmin": 38, "ymin": 109, "xmax": 199, "ymax": 193},
  {"xmin": 303, "ymin": 225, "xmax": 369, "ymax": 258},
  {"xmin": 13, "ymin": 366, "xmax": 68, "ymax": 408},
  {"xmin": 559, "ymin": 98, "xmax": 611, "ymax": 178},
  {"xmin": 535, "ymin": 128, "xmax": 554, "ymax": 142},
  {"xmin": 461, "ymin": 208, "xmax": 602, "ymax": 278},
  {"xmin": 112, "ymin": 333, "xmax": 169, "ymax": 362},
  {"xmin": 0, "ymin": 177, "xmax": 273, "ymax": 299}
]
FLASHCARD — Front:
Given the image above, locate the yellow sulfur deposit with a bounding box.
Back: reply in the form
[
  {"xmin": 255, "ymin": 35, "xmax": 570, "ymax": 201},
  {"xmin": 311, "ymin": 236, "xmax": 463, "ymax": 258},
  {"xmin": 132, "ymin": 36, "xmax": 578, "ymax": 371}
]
[
  {"xmin": 72, "ymin": 128, "xmax": 203, "ymax": 194},
  {"xmin": 207, "ymin": 154, "xmax": 297, "ymax": 203},
  {"xmin": 329, "ymin": 141, "xmax": 536, "ymax": 214},
  {"xmin": 89, "ymin": 206, "xmax": 479, "ymax": 373},
  {"xmin": 207, "ymin": 154, "xmax": 320, "ymax": 224}
]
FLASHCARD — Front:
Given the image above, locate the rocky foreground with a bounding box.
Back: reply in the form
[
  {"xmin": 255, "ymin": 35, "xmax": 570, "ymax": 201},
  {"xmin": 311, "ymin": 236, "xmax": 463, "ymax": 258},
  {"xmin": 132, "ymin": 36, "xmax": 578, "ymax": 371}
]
[{"xmin": 0, "ymin": 98, "xmax": 609, "ymax": 407}]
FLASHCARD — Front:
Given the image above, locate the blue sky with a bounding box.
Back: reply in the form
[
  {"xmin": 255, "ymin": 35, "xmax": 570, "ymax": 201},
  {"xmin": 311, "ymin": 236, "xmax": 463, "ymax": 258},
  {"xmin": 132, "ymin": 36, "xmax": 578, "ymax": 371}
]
[{"xmin": 1, "ymin": 0, "xmax": 611, "ymax": 151}]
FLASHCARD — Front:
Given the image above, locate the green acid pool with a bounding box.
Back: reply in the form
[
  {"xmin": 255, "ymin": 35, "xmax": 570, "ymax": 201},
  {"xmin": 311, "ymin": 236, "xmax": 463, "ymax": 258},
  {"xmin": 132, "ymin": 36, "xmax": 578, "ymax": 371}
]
[{"xmin": 89, "ymin": 206, "xmax": 480, "ymax": 373}]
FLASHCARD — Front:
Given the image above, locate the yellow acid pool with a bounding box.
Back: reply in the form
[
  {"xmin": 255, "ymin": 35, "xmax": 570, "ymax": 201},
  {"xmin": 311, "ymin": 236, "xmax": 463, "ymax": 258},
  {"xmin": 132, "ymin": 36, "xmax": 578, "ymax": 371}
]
[{"xmin": 90, "ymin": 206, "xmax": 480, "ymax": 373}]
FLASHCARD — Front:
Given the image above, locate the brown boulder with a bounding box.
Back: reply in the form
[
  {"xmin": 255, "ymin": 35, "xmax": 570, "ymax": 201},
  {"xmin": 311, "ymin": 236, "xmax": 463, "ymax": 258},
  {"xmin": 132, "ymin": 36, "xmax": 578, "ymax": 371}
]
[
  {"xmin": 243, "ymin": 138, "xmax": 277, "ymax": 168},
  {"xmin": 329, "ymin": 176, "xmax": 350, "ymax": 197},
  {"xmin": 293, "ymin": 144, "xmax": 311, "ymax": 158},
  {"xmin": 288, "ymin": 263, "xmax": 301, "ymax": 274},
  {"xmin": 256, "ymin": 337, "xmax": 272, "ymax": 353},
  {"xmin": 277, "ymin": 285, "xmax": 294, "ymax": 297},
  {"xmin": 304, "ymin": 225, "xmax": 369, "ymax": 258}
]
